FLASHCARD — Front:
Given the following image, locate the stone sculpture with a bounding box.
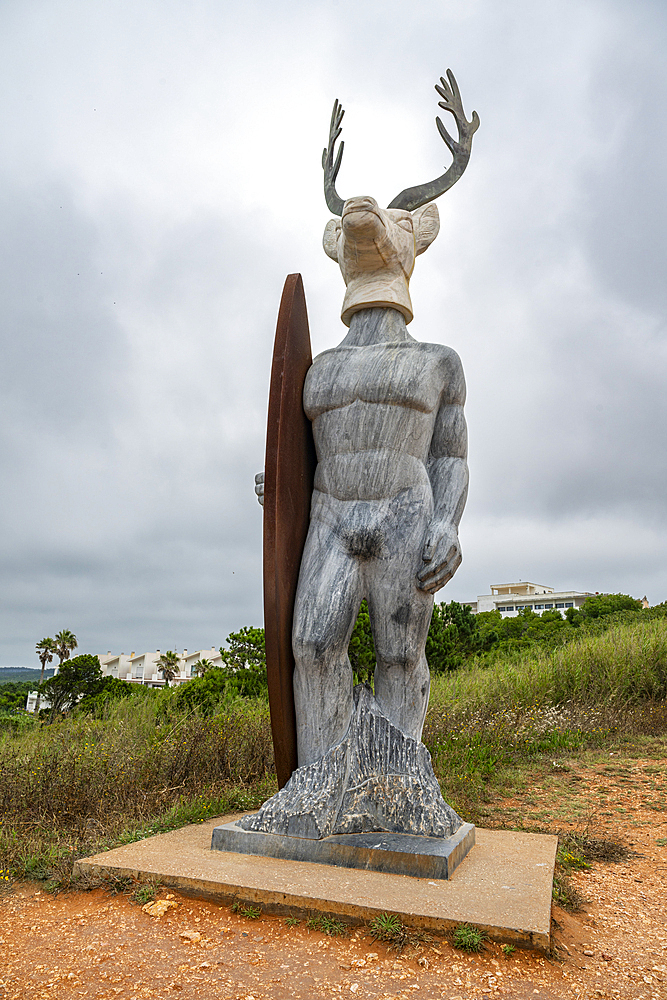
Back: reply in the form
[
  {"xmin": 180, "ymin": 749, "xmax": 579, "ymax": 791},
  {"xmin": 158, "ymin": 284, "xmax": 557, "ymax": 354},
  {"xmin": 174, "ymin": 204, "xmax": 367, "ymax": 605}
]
[{"xmin": 222, "ymin": 71, "xmax": 479, "ymax": 865}]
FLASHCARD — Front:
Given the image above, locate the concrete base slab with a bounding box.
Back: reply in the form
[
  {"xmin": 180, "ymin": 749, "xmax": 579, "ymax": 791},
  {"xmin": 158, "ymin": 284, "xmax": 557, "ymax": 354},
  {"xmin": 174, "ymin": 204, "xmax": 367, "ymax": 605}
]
[
  {"xmin": 211, "ymin": 820, "xmax": 475, "ymax": 880},
  {"xmin": 75, "ymin": 813, "xmax": 557, "ymax": 953}
]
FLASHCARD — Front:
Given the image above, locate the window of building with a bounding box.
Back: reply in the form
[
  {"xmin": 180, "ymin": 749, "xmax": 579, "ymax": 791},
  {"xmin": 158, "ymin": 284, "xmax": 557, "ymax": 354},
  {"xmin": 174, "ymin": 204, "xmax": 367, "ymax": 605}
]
[
  {"xmin": 544, "ymin": 603, "xmax": 553, "ymax": 609},
  {"xmin": 535, "ymin": 604, "xmax": 544, "ymax": 610},
  {"xmin": 556, "ymin": 603, "xmax": 565, "ymax": 608},
  {"xmin": 565, "ymin": 602, "xmax": 573, "ymax": 608}
]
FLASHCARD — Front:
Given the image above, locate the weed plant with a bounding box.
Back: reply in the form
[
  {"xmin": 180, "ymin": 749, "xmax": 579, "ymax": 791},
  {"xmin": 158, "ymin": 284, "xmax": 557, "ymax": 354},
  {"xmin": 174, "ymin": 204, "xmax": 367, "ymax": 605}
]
[
  {"xmin": 232, "ymin": 901, "xmax": 261, "ymax": 919},
  {"xmin": 307, "ymin": 914, "xmax": 347, "ymax": 936},
  {"xmin": 369, "ymin": 912, "xmax": 409, "ymax": 950},
  {"xmin": 1, "ymin": 616, "xmax": 665, "ymax": 891},
  {"xmin": 0, "ymin": 692, "xmax": 275, "ymax": 885},
  {"xmin": 452, "ymin": 923, "xmax": 485, "ymax": 952},
  {"xmin": 132, "ymin": 884, "xmax": 157, "ymax": 905},
  {"xmin": 552, "ymin": 871, "xmax": 587, "ymax": 911}
]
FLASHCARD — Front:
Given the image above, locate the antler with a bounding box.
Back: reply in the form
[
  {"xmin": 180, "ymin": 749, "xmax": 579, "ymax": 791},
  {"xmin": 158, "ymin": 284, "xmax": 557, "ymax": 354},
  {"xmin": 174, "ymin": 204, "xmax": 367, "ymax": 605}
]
[
  {"xmin": 322, "ymin": 99, "xmax": 346, "ymax": 216},
  {"xmin": 388, "ymin": 69, "xmax": 479, "ymax": 212}
]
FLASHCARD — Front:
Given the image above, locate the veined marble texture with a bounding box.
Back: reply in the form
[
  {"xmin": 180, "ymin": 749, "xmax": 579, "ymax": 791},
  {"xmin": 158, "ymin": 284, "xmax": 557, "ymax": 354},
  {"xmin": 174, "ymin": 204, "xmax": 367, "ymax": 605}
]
[
  {"xmin": 291, "ymin": 305, "xmax": 468, "ymax": 768},
  {"xmin": 244, "ymin": 73, "xmax": 477, "ymax": 840},
  {"xmin": 239, "ymin": 684, "xmax": 463, "ymax": 840},
  {"xmin": 323, "ymin": 198, "xmax": 440, "ymax": 326}
]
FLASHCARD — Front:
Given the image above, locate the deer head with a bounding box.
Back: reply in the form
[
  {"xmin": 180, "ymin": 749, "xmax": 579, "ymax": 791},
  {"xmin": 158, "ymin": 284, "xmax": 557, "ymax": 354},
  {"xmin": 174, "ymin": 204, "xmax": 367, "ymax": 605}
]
[{"xmin": 322, "ymin": 70, "xmax": 479, "ymax": 326}]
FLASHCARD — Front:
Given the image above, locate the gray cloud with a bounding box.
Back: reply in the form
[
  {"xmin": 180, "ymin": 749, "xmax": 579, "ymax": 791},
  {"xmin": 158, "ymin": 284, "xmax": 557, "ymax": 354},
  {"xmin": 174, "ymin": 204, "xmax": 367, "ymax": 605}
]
[{"xmin": 1, "ymin": 0, "xmax": 666, "ymax": 663}]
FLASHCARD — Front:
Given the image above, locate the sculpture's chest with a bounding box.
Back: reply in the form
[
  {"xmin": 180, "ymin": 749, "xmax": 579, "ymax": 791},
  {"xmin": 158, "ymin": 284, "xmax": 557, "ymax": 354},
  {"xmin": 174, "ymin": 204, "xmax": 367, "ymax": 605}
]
[{"xmin": 304, "ymin": 345, "xmax": 443, "ymax": 419}]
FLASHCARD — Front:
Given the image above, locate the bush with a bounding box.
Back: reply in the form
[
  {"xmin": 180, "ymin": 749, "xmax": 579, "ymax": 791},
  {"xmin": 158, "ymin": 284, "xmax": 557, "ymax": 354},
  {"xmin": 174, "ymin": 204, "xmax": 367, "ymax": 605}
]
[
  {"xmin": 0, "ymin": 696, "xmax": 275, "ymax": 846},
  {"xmin": 0, "ymin": 681, "xmax": 34, "ymax": 713},
  {"xmin": 348, "ymin": 600, "xmax": 376, "ymax": 684},
  {"xmin": 427, "ymin": 601, "xmax": 486, "ymax": 672},
  {"xmin": 176, "ymin": 666, "xmax": 267, "ymax": 713},
  {"xmin": 0, "ymin": 710, "xmax": 37, "ymax": 734},
  {"xmin": 39, "ymin": 655, "xmax": 105, "ymax": 716},
  {"xmin": 429, "ymin": 618, "xmax": 667, "ymax": 715},
  {"xmin": 77, "ymin": 677, "xmax": 136, "ymax": 714}
]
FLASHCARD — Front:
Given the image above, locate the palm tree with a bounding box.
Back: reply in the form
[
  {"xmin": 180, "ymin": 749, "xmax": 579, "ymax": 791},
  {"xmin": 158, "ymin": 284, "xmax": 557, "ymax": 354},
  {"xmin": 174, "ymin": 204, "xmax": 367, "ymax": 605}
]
[
  {"xmin": 157, "ymin": 650, "xmax": 181, "ymax": 687},
  {"xmin": 54, "ymin": 629, "xmax": 78, "ymax": 669},
  {"xmin": 192, "ymin": 658, "xmax": 213, "ymax": 677},
  {"xmin": 35, "ymin": 637, "xmax": 56, "ymax": 713}
]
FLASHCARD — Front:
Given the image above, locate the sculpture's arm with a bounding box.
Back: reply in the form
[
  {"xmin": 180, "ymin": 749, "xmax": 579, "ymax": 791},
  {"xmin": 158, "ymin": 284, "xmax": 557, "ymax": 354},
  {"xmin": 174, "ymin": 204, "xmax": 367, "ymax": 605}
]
[{"xmin": 417, "ymin": 391, "xmax": 468, "ymax": 594}]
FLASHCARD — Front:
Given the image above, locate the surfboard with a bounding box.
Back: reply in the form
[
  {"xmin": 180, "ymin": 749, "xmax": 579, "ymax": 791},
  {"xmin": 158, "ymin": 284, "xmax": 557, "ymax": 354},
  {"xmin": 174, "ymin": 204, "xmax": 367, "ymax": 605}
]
[{"xmin": 263, "ymin": 274, "xmax": 317, "ymax": 788}]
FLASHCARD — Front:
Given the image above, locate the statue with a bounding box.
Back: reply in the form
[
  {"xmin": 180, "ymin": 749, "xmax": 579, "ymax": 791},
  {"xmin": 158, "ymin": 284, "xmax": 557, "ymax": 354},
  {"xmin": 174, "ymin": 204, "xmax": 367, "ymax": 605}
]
[{"xmin": 215, "ymin": 71, "xmax": 479, "ymax": 871}]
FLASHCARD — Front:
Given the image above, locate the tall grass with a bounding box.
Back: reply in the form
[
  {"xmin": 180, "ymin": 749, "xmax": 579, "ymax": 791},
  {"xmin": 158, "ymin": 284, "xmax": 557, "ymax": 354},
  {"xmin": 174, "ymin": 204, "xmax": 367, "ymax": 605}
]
[
  {"xmin": 428, "ymin": 619, "xmax": 667, "ymax": 717},
  {"xmin": 1, "ymin": 618, "xmax": 666, "ymax": 885},
  {"xmin": 422, "ymin": 619, "xmax": 667, "ymax": 819},
  {"xmin": 0, "ymin": 693, "xmax": 276, "ymax": 883}
]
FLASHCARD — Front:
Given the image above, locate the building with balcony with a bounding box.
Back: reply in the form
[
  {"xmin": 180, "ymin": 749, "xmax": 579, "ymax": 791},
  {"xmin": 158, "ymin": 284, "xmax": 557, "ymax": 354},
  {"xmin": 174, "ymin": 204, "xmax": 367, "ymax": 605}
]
[
  {"xmin": 101, "ymin": 647, "xmax": 226, "ymax": 687},
  {"xmin": 26, "ymin": 646, "xmax": 229, "ymax": 709},
  {"xmin": 463, "ymin": 582, "xmax": 593, "ymax": 618}
]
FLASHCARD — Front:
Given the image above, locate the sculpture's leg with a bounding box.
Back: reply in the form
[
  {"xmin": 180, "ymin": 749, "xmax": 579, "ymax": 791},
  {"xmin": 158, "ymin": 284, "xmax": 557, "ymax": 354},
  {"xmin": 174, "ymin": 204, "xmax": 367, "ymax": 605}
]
[
  {"xmin": 367, "ymin": 497, "xmax": 434, "ymax": 742},
  {"xmin": 292, "ymin": 517, "xmax": 362, "ymax": 767}
]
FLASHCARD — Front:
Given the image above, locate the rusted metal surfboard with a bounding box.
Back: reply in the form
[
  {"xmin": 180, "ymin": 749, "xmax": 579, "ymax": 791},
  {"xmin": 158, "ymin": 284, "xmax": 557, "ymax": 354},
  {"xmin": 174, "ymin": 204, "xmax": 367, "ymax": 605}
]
[{"xmin": 264, "ymin": 274, "xmax": 316, "ymax": 789}]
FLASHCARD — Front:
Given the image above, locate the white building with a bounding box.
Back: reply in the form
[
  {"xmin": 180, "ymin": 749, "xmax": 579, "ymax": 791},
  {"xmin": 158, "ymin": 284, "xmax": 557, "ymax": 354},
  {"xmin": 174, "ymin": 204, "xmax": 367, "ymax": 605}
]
[
  {"xmin": 98, "ymin": 651, "xmax": 135, "ymax": 680},
  {"xmin": 103, "ymin": 647, "xmax": 225, "ymax": 688},
  {"xmin": 180, "ymin": 648, "xmax": 224, "ymax": 678},
  {"xmin": 25, "ymin": 690, "xmax": 51, "ymax": 712},
  {"xmin": 463, "ymin": 582, "xmax": 593, "ymax": 618},
  {"xmin": 26, "ymin": 646, "xmax": 228, "ymax": 709}
]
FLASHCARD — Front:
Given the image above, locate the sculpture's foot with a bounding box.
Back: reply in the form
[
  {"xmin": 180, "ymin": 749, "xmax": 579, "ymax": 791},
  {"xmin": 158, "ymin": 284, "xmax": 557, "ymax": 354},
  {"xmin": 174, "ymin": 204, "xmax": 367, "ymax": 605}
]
[{"xmin": 239, "ymin": 684, "xmax": 463, "ymax": 840}]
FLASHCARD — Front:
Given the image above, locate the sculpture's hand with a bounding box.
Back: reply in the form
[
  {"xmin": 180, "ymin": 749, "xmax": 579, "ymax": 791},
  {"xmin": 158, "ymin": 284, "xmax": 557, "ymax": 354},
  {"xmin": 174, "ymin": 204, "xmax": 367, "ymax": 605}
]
[
  {"xmin": 417, "ymin": 521, "xmax": 462, "ymax": 594},
  {"xmin": 255, "ymin": 472, "xmax": 265, "ymax": 506}
]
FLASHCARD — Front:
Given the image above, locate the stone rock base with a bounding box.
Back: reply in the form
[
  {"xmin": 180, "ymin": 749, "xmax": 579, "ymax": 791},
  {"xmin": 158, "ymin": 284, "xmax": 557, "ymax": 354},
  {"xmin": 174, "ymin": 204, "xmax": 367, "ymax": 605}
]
[
  {"xmin": 232, "ymin": 684, "xmax": 468, "ymax": 846},
  {"xmin": 211, "ymin": 820, "xmax": 475, "ymax": 879}
]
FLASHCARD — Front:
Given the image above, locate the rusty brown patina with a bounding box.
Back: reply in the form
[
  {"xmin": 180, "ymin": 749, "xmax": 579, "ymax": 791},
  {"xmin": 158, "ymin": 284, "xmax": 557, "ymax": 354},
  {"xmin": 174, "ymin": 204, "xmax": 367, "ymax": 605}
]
[{"xmin": 263, "ymin": 274, "xmax": 316, "ymax": 788}]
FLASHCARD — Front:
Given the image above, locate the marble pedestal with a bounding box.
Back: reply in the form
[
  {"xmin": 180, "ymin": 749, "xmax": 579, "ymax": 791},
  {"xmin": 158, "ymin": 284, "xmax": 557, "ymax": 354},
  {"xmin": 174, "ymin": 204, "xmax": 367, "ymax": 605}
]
[{"xmin": 211, "ymin": 820, "xmax": 474, "ymax": 880}]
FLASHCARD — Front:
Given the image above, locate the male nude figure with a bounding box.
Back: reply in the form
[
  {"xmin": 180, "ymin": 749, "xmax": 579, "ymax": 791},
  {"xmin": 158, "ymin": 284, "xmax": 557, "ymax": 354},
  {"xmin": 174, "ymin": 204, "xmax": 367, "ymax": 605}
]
[
  {"xmin": 293, "ymin": 294, "xmax": 467, "ymax": 765},
  {"xmin": 259, "ymin": 73, "xmax": 477, "ymax": 770}
]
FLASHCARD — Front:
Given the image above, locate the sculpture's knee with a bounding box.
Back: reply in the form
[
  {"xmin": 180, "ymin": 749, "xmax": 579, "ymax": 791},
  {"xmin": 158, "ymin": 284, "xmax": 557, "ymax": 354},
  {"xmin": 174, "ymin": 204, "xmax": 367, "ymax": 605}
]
[
  {"xmin": 293, "ymin": 631, "xmax": 330, "ymax": 671},
  {"xmin": 374, "ymin": 652, "xmax": 430, "ymax": 741},
  {"xmin": 293, "ymin": 604, "xmax": 353, "ymax": 662},
  {"xmin": 376, "ymin": 652, "xmax": 429, "ymax": 684}
]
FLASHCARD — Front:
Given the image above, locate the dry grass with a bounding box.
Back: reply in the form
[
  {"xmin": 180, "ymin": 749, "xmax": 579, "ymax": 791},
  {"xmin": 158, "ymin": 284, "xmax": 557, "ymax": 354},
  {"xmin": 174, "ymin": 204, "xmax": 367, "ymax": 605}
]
[
  {"xmin": 1, "ymin": 617, "xmax": 666, "ymax": 889},
  {"xmin": 428, "ymin": 618, "xmax": 667, "ymax": 715},
  {"xmin": 0, "ymin": 695, "xmax": 276, "ymax": 886}
]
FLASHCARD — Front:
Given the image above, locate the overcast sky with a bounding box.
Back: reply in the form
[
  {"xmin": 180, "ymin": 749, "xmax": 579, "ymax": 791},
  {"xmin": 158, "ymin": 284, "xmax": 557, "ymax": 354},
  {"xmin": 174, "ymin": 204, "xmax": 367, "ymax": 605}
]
[{"xmin": 1, "ymin": 0, "xmax": 665, "ymax": 665}]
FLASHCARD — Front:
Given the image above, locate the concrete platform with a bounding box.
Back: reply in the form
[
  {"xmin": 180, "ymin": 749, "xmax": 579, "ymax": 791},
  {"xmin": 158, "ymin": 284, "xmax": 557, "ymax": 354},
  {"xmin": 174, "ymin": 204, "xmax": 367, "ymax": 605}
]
[
  {"xmin": 212, "ymin": 819, "xmax": 475, "ymax": 879},
  {"xmin": 75, "ymin": 813, "xmax": 557, "ymax": 953}
]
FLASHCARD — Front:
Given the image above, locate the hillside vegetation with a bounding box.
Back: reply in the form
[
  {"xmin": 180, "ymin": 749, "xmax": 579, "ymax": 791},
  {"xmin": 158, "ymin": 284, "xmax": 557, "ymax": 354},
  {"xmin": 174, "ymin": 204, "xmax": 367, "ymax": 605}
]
[{"xmin": 0, "ymin": 597, "xmax": 665, "ymax": 891}]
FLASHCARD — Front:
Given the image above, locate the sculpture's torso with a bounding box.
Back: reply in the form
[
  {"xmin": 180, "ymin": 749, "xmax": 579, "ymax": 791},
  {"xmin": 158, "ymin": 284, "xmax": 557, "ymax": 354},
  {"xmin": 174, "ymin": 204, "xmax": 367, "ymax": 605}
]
[{"xmin": 304, "ymin": 339, "xmax": 464, "ymax": 502}]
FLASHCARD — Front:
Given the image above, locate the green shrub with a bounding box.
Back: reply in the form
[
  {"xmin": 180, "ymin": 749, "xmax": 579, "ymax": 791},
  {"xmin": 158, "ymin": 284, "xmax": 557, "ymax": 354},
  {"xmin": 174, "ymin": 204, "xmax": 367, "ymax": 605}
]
[
  {"xmin": 78, "ymin": 677, "xmax": 135, "ymax": 713},
  {"xmin": 0, "ymin": 696, "xmax": 274, "ymax": 847},
  {"xmin": 0, "ymin": 681, "xmax": 34, "ymax": 713},
  {"xmin": 0, "ymin": 711, "xmax": 38, "ymax": 735},
  {"xmin": 428, "ymin": 619, "xmax": 667, "ymax": 715},
  {"xmin": 348, "ymin": 600, "xmax": 376, "ymax": 685},
  {"xmin": 175, "ymin": 666, "xmax": 268, "ymax": 712},
  {"xmin": 39, "ymin": 654, "xmax": 105, "ymax": 716},
  {"xmin": 453, "ymin": 923, "xmax": 485, "ymax": 952}
]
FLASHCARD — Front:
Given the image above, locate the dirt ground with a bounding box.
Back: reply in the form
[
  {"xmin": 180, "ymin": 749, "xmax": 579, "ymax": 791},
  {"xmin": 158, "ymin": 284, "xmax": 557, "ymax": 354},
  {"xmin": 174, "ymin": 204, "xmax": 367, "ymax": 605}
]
[{"xmin": 1, "ymin": 749, "xmax": 666, "ymax": 1000}]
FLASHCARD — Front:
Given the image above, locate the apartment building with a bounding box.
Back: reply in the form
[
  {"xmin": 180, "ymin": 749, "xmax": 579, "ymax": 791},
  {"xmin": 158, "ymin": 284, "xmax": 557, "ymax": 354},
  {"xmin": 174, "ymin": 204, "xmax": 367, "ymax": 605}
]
[
  {"xmin": 463, "ymin": 582, "xmax": 593, "ymax": 618},
  {"xmin": 98, "ymin": 647, "xmax": 226, "ymax": 687}
]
